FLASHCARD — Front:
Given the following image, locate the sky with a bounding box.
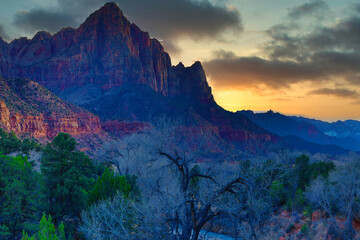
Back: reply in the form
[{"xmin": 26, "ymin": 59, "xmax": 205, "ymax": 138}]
[{"xmin": 0, "ymin": 0, "xmax": 360, "ymax": 121}]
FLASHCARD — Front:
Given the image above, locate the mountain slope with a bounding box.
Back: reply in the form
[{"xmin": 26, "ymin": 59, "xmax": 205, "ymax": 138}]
[{"xmin": 282, "ymin": 135, "xmax": 348, "ymax": 155}]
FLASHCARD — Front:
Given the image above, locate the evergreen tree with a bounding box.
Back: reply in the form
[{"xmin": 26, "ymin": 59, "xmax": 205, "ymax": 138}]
[
  {"xmin": 41, "ymin": 133, "xmax": 96, "ymax": 222},
  {"xmin": 296, "ymin": 154, "xmax": 311, "ymax": 190}
]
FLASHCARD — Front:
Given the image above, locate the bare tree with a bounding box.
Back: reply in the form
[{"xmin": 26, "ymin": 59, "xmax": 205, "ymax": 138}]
[
  {"xmin": 93, "ymin": 118, "xmax": 286, "ymax": 240},
  {"xmin": 81, "ymin": 194, "xmax": 134, "ymax": 240},
  {"xmin": 305, "ymin": 177, "xmax": 336, "ymax": 219},
  {"xmin": 331, "ymin": 159, "xmax": 360, "ymax": 239},
  {"xmin": 81, "ymin": 193, "xmax": 170, "ymax": 240},
  {"xmin": 306, "ymin": 158, "xmax": 360, "ymax": 239}
]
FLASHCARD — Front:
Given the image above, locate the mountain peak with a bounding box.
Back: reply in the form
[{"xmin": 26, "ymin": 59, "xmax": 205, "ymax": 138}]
[
  {"xmin": 0, "ymin": 37, "xmax": 7, "ymax": 45},
  {"xmin": 101, "ymin": 2, "xmax": 121, "ymax": 13},
  {"xmin": 79, "ymin": 2, "xmax": 130, "ymax": 36},
  {"xmin": 91, "ymin": 2, "xmax": 124, "ymax": 19},
  {"xmin": 192, "ymin": 61, "xmax": 203, "ymax": 68},
  {"xmin": 32, "ymin": 31, "xmax": 52, "ymax": 41}
]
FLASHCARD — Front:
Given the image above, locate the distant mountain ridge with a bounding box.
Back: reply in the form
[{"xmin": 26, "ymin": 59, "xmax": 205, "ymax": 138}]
[
  {"xmin": 238, "ymin": 110, "xmax": 360, "ymax": 152},
  {"xmin": 292, "ymin": 116, "xmax": 360, "ymax": 142}
]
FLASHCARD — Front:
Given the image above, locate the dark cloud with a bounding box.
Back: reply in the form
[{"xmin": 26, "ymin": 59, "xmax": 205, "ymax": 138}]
[
  {"xmin": 116, "ymin": 0, "xmax": 242, "ymax": 40},
  {"xmin": 10, "ymin": 0, "xmax": 242, "ymax": 53},
  {"xmin": 287, "ymin": 0, "xmax": 329, "ymax": 20},
  {"xmin": 308, "ymin": 88, "xmax": 360, "ymax": 99},
  {"xmin": 14, "ymin": 9, "xmax": 75, "ymax": 33},
  {"xmin": 266, "ymin": 12, "xmax": 360, "ymax": 61},
  {"xmin": 213, "ymin": 49, "xmax": 237, "ymax": 59},
  {"xmin": 204, "ymin": 52, "xmax": 324, "ymax": 89},
  {"xmin": 312, "ymin": 17, "xmax": 360, "ymax": 52},
  {"xmin": 0, "ymin": 25, "xmax": 9, "ymax": 41}
]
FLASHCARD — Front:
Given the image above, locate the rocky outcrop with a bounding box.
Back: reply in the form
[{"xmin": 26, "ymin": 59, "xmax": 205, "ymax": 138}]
[
  {"xmin": 0, "ymin": 77, "xmax": 101, "ymax": 139},
  {"xmin": 0, "ymin": 101, "xmax": 10, "ymax": 130},
  {"xmin": 0, "ymin": 103, "xmax": 101, "ymax": 138},
  {"xmin": 173, "ymin": 62, "xmax": 214, "ymax": 104}
]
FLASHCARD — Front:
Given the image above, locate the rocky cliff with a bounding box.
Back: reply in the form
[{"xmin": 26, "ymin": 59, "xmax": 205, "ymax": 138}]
[{"xmin": 0, "ymin": 77, "xmax": 102, "ymax": 139}]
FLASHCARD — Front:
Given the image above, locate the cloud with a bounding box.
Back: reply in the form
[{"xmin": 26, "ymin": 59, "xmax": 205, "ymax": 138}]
[
  {"xmin": 269, "ymin": 16, "xmax": 360, "ymax": 61},
  {"xmin": 14, "ymin": 9, "xmax": 75, "ymax": 33},
  {"xmin": 0, "ymin": 25, "xmax": 9, "ymax": 41},
  {"xmin": 271, "ymin": 98, "xmax": 293, "ymax": 102},
  {"xmin": 10, "ymin": 0, "xmax": 242, "ymax": 53},
  {"xmin": 308, "ymin": 88, "xmax": 360, "ymax": 99},
  {"xmin": 116, "ymin": 0, "xmax": 242, "ymax": 40},
  {"xmin": 287, "ymin": 0, "xmax": 329, "ymax": 20},
  {"xmin": 213, "ymin": 49, "xmax": 237, "ymax": 59},
  {"xmin": 204, "ymin": 52, "xmax": 324, "ymax": 89},
  {"xmin": 265, "ymin": 5, "xmax": 360, "ymax": 61}
]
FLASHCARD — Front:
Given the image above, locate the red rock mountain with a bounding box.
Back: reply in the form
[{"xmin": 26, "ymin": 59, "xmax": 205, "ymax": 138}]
[
  {"xmin": 0, "ymin": 2, "xmax": 278, "ymax": 149},
  {"xmin": 0, "ymin": 3, "xmax": 212, "ymax": 102}
]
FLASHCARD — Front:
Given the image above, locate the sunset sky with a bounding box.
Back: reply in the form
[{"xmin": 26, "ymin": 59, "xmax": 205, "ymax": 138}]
[{"xmin": 1, "ymin": 0, "xmax": 360, "ymax": 121}]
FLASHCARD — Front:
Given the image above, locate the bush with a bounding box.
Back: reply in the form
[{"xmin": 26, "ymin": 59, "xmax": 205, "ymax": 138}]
[
  {"xmin": 270, "ymin": 180, "xmax": 286, "ymax": 204},
  {"xmin": 301, "ymin": 224, "xmax": 309, "ymax": 233},
  {"xmin": 89, "ymin": 168, "xmax": 131, "ymax": 204}
]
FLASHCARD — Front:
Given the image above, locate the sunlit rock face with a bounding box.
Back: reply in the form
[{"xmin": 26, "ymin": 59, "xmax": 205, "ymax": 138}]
[{"xmin": 0, "ymin": 77, "xmax": 102, "ymax": 139}]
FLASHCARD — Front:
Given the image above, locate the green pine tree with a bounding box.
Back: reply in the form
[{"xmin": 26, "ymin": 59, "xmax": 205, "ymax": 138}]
[
  {"xmin": 21, "ymin": 213, "xmax": 66, "ymax": 240},
  {"xmin": 41, "ymin": 133, "xmax": 96, "ymax": 222}
]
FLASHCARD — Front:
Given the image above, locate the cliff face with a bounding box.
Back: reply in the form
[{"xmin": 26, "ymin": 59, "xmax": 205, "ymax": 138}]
[{"xmin": 0, "ymin": 77, "xmax": 101, "ymax": 139}]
